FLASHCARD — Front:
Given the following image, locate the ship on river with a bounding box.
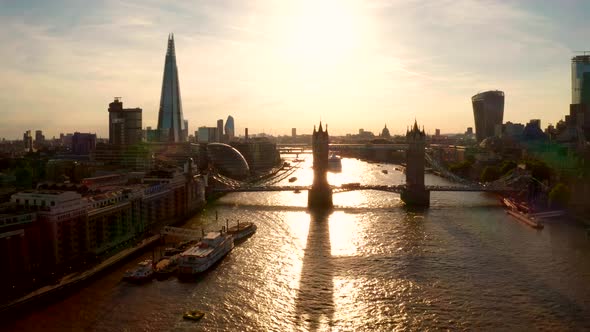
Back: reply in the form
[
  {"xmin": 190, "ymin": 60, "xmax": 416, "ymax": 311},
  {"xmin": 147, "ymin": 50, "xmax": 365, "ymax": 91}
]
[
  {"xmin": 227, "ymin": 221, "xmax": 257, "ymax": 241},
  {"xmin": 177, "ymin": 232, "xmax": 234, "ymax": 278},
  {"xmin": 328, "ymin": 154, "xmax": 342, "ymax": 171}
]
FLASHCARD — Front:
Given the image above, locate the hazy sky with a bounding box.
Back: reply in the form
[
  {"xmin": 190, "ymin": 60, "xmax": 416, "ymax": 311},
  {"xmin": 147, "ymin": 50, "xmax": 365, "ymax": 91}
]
[{"xmin": 1, "ymin": 0, "xmax": 588, "ymax": 139}]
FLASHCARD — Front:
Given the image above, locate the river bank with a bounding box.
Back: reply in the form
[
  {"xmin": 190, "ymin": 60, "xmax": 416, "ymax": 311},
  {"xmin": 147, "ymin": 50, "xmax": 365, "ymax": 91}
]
[{"xmin": 0, "ymin": 234, "xmax": 162, "ymax": 316}]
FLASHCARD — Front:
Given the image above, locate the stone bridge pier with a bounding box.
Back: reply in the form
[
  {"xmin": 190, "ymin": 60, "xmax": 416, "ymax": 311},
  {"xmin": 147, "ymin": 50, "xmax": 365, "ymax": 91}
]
[
  {"xmin": 400, "ymin": 121, "xmax": 430, "ymax": 207},
  {"xmin": 308, "ymin": 123, "xmax": 333, "ymax": 210}
]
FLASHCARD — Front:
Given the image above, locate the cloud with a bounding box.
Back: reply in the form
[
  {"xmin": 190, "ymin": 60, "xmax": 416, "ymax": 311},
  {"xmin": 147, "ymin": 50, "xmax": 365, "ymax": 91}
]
[{"xmin": 0, "ymin": 0, "xmax": 583, "ymax": 138}]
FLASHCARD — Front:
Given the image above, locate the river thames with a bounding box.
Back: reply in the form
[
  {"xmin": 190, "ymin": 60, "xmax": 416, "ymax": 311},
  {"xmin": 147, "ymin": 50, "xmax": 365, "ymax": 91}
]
[{"xmin": 5, "ymin": 157, "xmax": 590, "ymax": 331}]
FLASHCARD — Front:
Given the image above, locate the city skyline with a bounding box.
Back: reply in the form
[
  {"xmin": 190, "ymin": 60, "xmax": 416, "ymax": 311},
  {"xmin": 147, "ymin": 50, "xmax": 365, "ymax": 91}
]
[{"xmin": 1, "ymin": 0, "xmax": 589, "ymax": 139}]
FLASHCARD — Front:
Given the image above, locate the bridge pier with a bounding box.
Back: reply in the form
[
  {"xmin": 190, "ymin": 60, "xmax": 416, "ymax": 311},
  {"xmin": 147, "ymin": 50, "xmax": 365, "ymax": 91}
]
[
  {"xmin": 401, "ymin": 120, "xmax": 430, "ymax": 208},
  {"xmin": 308, "ymin": 123, "xmax": 333, "ymax": 210},
  {"xmin": 400, "ymin": 188, "xmax": 430, "ymax": 207}
]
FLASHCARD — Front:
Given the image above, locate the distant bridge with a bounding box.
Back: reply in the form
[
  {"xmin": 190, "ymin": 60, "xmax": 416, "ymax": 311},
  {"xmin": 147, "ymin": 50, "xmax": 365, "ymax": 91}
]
[{"xmin": 211, "ymin": 183, "xmax": 519, "ymax": 194}]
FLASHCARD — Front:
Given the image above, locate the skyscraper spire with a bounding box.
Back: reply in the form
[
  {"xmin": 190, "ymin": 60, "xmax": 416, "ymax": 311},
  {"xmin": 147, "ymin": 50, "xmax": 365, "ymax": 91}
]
[{"xmin": 157, "ymin": 33, "xmax": 186, "ymax": 142}]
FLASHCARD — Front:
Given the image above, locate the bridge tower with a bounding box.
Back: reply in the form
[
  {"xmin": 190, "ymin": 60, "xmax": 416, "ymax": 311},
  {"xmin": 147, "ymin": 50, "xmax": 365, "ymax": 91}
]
[
  {"xmin": 308, "ymin": 122, "xmax": 333, "ymax": 210},
  {"xmin": 401, "ymin": 120, "xmax": 430, "ymax": 207}
]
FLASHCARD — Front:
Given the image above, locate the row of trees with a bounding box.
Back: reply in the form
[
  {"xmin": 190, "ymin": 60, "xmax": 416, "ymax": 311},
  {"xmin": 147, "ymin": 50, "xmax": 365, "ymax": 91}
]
[{"xmin": 448, "ymin": 156, "xmax": 569, "ymax": 209}]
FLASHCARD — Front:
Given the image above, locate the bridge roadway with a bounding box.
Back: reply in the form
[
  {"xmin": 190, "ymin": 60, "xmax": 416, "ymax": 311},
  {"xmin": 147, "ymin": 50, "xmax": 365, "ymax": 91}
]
[{"xmin": 212, "ymin": 184, "xmax": 517, "ymax": 193}]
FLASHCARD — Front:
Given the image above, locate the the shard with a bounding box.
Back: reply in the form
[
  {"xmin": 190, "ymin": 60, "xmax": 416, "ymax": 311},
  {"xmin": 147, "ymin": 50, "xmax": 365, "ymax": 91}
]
[{"xmin": 157, "ymin": 33, "xmax": 187, "ymax": 142}]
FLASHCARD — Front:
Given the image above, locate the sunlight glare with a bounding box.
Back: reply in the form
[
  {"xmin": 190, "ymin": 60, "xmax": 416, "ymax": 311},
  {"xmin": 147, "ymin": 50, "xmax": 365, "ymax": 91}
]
[{"xmin": 282, "ymin": 0, "xmax": 366, "ymax": 67}]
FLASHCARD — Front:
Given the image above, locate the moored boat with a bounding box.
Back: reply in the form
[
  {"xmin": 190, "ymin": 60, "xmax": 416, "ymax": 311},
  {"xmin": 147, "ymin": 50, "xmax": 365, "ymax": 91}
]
[
  {"xmin": 289, "ymin": 177, "xmax": 297, "ymax": 182},
  {"xmin": 123, "ymin": 259, "xmax": 154, "ymax": 282},
  {"xmin": 154, "ymin": 257, "xmax": 178, "ymax": 280},
  {"xmin": 227, "ymin": 221, "xmax": 257, "ymax": 241},
  {"xmin": 177, "ymin": 232, "xmax": 234, "ymax": 278}
]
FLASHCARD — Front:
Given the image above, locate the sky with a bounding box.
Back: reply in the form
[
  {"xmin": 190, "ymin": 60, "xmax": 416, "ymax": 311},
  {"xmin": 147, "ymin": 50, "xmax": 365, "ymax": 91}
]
[{"xmin": 0, "ymin": 0, "xmax": 588, "ymax": 139}]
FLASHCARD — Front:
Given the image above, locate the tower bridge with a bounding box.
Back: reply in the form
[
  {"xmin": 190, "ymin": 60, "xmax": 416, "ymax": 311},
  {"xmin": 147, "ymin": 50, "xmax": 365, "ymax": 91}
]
[{"xmin": 212, "ymin": 122, "xmax": 529, "ymax": 209}]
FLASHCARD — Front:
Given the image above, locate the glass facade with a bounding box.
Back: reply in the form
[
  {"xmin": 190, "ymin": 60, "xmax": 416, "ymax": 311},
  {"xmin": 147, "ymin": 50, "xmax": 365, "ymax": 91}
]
[
  {"xmin": 572, "ymin": 55, "xmax": 590, "ymax": 105},
  {"xmin": 206, "ymin": 143, "xmax": 250, "ymax": 179},
  {"xmin": 157, "ymin": 34, "xmax": 186, "ymax": 142},
  {"xmin": 471, "ymin": 90, "xmax": 505, "ymax": 142},
  {"xmin": 225, "ymin": 115, "xmax": 235, "ymax": 140}
]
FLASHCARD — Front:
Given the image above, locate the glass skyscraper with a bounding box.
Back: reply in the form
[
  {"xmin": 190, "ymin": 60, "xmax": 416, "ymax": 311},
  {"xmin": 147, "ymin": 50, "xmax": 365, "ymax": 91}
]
[
  {"xmin": 157, "ymin": 34, "xmax": 186, "ymax": 142},
  {"xmin": 225, "ymin": 115, "xmax": 235, "ymax": 140},
  {"xmin": 572, "ymin": 55, "xmax": 590, "ymax": 105},
  {"xmin": 471, "ymin": 90, "xmax": 505, "ymax": 142}
]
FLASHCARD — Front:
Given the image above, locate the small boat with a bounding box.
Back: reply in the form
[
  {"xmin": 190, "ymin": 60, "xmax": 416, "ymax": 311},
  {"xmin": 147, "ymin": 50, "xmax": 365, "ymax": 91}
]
[
  {"xmin": 183, "ymin": 310, "xmax": 205, "ymax": 321},
  {"xmin": 289, "ymin": 177, "xmax": 297, "ymax": 182},
  {"xmin": 328, "ymin": 154, "xmax": 342, "ymax": 172},
  {"xmin": 382, "ymin": 169, "xmax": 388, "ymax": 174},
  {"xmin": 227, "ymin": 221, "xmax": 257, "ymax": 241},
  {"xmin": 293, "ymin": 189, "xmax": 301, "ymax": 194},
  {"xmin": 154, "ymin": 257, "xmax": 178, "ymax": 280},
  {"xmin": 123, "ymin": 259, "xmax": 154, "ymax": 282}
]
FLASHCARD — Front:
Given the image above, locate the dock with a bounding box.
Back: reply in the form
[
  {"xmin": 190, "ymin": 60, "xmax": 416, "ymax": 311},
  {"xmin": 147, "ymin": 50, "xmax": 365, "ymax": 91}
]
[{"xmin": 506, "ymin": 210, "xmax": 544, "ymax": 229}]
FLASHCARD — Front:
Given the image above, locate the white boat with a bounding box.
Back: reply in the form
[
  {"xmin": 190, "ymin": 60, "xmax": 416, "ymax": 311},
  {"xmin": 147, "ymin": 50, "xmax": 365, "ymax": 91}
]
[
  {"xmin": 328, "ymin": 154, "xmax": 342, "ymax": 171},
  {"xmin": 227, "ymin": 221, "xmax": 257, "ymax": 241},
  {"xmin": 177, "ymin": 232, "xmax": 234, "ymax": 277},
  {"xmin": 123, "ymin": 259, "xmax": 154, "ymax": 282}
]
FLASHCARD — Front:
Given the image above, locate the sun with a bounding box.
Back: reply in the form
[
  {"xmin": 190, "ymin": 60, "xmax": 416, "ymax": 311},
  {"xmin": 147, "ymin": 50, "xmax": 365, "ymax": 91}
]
[{"xmin": 281, "ymin": 0, "xmax": 365, "ymax": 67}]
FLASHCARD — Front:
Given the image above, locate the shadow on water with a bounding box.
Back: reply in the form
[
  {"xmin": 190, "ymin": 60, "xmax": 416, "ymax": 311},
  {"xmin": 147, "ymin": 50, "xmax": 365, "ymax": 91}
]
[{"xmin": 294, "ymin": 209, "xmax": 334, "ymax": 331}]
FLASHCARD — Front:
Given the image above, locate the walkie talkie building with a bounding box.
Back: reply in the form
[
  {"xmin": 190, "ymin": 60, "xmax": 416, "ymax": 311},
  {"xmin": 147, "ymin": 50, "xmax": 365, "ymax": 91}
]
[{"xmin": 472, "ymin": 90, "xmax": 504, "ymax": 142}]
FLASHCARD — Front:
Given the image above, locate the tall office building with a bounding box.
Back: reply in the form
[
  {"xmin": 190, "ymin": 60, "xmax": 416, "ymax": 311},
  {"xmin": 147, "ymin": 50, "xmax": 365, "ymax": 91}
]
[
  {"xmin": 225, "ymin": 116, "xmax": 235, "ymax": 140},
  {"xmin": 472, "ymin": 90, "xmax": 505, "ymax": 142},
  {"xmin": 23, "ymin": 130, "xmax": 33, "ymax": 152},
  {"xmin": 572, "ymin": 55, "xmax": 590, "ymax": 105},
  {"xmin": 72, "ymin": 132, "xmax": 97, "ymax": 155},
  {"xmin": 157, "ymin": 33, "xmax": 186, "ymax": 142},
  {"xmin": 217, "ymin": 119, "xmax": 224, "ymax": 143},
  {"xmin": 108, "ymin": 97, "xmax": 142, "ymax": 145}
]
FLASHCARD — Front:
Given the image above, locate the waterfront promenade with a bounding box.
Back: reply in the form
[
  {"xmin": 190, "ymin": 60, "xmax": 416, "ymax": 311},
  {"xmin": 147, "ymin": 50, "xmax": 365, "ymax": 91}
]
[{"xmin": 0, "ymin": 234, "xmax": 161, "ymax": 314}]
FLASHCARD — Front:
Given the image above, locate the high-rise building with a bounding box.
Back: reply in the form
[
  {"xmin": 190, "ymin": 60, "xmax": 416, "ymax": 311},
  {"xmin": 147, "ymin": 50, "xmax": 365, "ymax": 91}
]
[
  {"xmin": 23, "ymin": 130, "xmax": 33, "ymax": 152},
  {"xmin": 197, "ymin": 127, "xmax": 218, "ymax": 143},
  {"xmin": 472, "ymin": 90, "xmax": 505, "ymax": 142},
  {"xmin": 108, "ymin": 97, "xmax": 142, "ymax": 145},
  {"xmin": 217, "ymin": 119, "xmax": 224, "ymax": 143},
  {"xmin": 72, "ymin": 132, "xmax": 97, "ymax": 155},
  {"xmin": 183, "ymin": 119, "xmax": 189, "ymax": 142},
  {"xmin": 572, "ymin": 55, "xmax": 590, "ymax": 105},
  {"xmin": 225, "ymin": 116, "xmax": 235, "ymax": 140},
  {"xmin": 157, "ymin": 34, "xmax": 186, "ymax": 142},
  {"xmin": 291, "ymin": 128, "xmax": 297, "ymax": 138},
  {"xmin": 35, "ymin": 130, "xmax": 45, "ymax": 145}
]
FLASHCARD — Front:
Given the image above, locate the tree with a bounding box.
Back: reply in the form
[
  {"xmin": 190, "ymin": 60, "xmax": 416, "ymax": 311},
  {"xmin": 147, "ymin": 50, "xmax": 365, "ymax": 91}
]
[
  {"xmin": 525, "ymin": 159, "xmax": 551, "ymax": 182},
  {"xmin": 14, "ymin": 167, "xmax": 33, "ymax": 189},
  {"xmin": 500, "ymin": 161, "xmax": 517, "ymax": 175},
  {"xmin": 548, "ymin": 183, "xmax": 569, "ymax": 208},
  {"xmin": 449, "ymin": 160, "xmax": 472, "ymax": 177},
  {"xmin": 480, "ymin": 166, "xmax": 501, "ymax": 183}
]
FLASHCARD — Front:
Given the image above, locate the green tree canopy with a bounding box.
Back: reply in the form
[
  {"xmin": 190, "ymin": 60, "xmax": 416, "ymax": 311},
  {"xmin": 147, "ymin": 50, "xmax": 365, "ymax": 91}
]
[
  {"xmin": 548, "ymin": 183, "xmax": 569, "ymax": 208},
  {"xmin": 480, "ymin": 166, "xmax": 501, "ymax": 183}
]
